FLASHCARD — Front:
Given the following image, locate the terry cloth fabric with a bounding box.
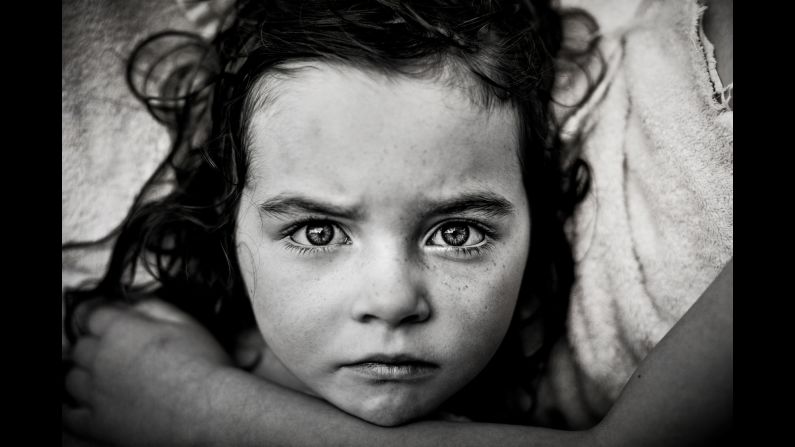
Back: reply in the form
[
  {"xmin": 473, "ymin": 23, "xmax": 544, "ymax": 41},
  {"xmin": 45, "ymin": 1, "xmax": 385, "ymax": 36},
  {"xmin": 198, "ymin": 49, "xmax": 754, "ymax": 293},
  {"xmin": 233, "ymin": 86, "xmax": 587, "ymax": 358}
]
[
  {"xmin": 62, "ymin": 0, "xmax": 195, "ymax": 246},
  {"xmin": 62, "ymin": 0, "xmax": 229, "ymax": 350},
  {"xmin": 539, "ymin": 0, "xmax": 733, "ymax": 428}
]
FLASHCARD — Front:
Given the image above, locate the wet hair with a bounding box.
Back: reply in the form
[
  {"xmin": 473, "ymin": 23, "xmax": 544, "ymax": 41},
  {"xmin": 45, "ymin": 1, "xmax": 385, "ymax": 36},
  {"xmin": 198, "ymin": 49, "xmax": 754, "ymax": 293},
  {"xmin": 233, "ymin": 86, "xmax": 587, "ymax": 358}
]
[{"xmin": 65, "ymin": 0, "xmax": 600, "ymax": 425}]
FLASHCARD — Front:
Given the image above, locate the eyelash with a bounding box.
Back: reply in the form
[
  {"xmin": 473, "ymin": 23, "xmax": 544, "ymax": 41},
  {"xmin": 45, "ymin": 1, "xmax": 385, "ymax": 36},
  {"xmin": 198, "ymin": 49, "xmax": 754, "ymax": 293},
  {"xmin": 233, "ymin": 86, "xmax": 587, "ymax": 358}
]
[
  {"xmin": 282, "ymin": 244, "xmax": 337, "ymax": 256},
  {"xmin": 444, "ymin": 242, "xmax": 494, "ymax": 258},
  {"xmin": 279, "ymin": 217, "xmax": 349, "ymax": 256},
  {"xmin": 279, "ymin": 218, "xmax": 496, "ymax": 259},
  {"xmin": 425, "ymin": 220, "xmax": 496, "ymax": 259}
]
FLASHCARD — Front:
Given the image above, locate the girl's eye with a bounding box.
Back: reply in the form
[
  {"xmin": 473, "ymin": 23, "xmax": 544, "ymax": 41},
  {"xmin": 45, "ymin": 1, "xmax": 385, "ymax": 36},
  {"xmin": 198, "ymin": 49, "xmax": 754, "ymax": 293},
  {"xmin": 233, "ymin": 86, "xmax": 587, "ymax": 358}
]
[
  {"xmin": 290, "ymin": 222, "xmax": 349, "ymax": 246},
  {"xmin": 427, "ymin": 222, "xmax": 486, "ymax": 247}
]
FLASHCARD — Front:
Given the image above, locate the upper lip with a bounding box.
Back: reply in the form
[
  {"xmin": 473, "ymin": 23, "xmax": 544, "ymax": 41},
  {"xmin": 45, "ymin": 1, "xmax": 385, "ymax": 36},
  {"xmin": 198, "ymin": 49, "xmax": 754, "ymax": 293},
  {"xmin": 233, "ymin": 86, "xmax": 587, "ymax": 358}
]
[{"xmin": 343, "ymin": 354, "xmax": 437, "ymax": 367}]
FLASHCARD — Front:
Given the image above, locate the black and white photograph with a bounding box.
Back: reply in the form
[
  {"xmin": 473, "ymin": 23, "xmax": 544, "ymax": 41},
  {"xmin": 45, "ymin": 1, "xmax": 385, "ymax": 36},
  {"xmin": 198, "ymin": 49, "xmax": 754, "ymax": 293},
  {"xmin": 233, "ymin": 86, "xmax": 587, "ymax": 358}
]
[{"xmin": 62, "ymin": 0, "xmax": 733, "ymax": 445}]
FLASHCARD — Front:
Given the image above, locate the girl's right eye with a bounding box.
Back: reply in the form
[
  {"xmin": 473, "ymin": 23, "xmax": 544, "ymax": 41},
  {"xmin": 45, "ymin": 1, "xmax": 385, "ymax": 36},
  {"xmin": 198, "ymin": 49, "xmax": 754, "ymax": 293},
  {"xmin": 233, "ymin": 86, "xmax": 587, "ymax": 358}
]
[{"xmin": 289, "ymin": 222, "xmax": 350, "ymax": 247}]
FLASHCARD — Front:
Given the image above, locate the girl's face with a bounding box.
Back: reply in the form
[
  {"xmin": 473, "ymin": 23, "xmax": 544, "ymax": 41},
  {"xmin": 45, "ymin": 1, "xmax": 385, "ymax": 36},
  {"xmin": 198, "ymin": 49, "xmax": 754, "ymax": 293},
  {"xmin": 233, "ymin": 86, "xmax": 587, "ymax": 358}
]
[{"xmin": 235, "ymin": 63, "xmax": 530, "ymax": 426}]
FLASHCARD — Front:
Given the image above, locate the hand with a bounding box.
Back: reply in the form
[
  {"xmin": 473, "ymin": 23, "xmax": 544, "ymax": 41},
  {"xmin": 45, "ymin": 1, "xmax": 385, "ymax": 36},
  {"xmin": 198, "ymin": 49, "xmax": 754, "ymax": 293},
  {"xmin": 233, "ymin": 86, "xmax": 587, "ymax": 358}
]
[{"xmin": 63, "ymin": 299, "xmax": 234, "ymax": 446}]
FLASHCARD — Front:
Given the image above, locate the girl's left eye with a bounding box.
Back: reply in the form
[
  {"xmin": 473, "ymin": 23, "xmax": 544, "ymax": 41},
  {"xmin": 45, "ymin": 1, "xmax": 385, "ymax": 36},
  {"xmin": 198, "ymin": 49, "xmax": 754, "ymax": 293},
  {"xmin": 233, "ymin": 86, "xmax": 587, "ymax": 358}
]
[
  {"xmin": 289, "ymin": 222, "xmax": 350, "ymax": 247},
  {"xmin": 426, "ymin": 222, "xmax": 487, "ymax": 247}
]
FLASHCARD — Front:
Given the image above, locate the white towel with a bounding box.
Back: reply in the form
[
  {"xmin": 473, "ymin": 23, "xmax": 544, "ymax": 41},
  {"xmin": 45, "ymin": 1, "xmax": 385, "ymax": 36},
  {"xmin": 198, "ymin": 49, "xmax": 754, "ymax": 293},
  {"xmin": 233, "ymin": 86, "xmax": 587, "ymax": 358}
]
[
  {"xmin": 542, "ymin": 0, "xmax": 733, "ymax": 427},
  {"xmin": 62, "ymin": 0, "xmax": 222, "ymax": 348}
]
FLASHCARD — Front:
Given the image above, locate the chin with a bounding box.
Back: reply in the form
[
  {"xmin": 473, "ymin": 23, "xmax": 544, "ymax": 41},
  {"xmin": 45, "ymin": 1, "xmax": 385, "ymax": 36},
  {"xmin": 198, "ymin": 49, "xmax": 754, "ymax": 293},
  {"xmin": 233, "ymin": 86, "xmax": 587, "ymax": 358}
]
[
  {"xmin": 338, "ymin": 393, "xmax": 434, "ymax": 427},
  {"xmin": 351, "ymin": 407, "xmax": 421, "ymax": 427}
]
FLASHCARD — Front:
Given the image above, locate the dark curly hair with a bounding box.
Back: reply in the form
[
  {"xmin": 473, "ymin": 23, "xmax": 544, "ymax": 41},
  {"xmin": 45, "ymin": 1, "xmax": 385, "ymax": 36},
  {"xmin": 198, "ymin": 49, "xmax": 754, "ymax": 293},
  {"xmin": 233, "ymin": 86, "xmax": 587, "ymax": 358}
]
[{"xmin": 65, "ymin": 0, "xmax": 600, "ymax": 425}]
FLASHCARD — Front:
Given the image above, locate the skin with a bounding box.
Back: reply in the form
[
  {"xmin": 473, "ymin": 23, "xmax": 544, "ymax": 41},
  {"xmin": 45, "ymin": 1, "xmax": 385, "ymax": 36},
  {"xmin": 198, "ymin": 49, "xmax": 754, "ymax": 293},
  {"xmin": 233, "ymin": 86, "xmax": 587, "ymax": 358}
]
[
  {"xmin": 234, "ymin": 63, "xmax": 531, "ymax": 426},
  {"xmin": 62, "ymin": 3, "xmax": 732, "ymax": 443},
  {"xmin": 61, "ymin": 258, "xmax": 731, "ymax": 447}
]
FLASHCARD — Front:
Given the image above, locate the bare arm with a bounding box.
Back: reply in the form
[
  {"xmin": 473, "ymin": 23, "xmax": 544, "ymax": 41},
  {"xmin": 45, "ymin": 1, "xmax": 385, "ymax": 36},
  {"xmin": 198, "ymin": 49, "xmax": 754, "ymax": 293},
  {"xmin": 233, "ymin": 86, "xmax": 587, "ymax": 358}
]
[
  {"xmin": 200, "ymin": 260, "xmax": 732, "ymax": 447},
  {"xmin": 64, "ymin": 259, "xmax": 732, "ymax": 446},
  {"xmin": 200, "ymin": 369, "xmax": 585, "ymax": 447},
  {"xmin": 593, "ymin": 258, "xmax": 733, "ymax": 447}
]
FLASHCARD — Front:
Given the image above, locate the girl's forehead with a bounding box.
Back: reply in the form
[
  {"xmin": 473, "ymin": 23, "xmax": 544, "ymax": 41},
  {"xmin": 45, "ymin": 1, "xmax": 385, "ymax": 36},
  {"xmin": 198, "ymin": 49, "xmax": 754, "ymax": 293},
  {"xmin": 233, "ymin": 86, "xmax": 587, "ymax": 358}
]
[{"xmin": 245, "ymin": 63, "xmax": 524, "ymax": 209}]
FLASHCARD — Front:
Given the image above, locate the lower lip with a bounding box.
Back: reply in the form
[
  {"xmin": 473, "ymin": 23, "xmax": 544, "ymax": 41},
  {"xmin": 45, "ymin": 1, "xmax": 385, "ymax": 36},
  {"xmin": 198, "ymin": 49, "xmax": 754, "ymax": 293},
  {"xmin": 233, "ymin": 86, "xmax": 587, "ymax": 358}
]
[{"xmin": 343, "ymin": 362, "xmax": 438, "ymax": 381}]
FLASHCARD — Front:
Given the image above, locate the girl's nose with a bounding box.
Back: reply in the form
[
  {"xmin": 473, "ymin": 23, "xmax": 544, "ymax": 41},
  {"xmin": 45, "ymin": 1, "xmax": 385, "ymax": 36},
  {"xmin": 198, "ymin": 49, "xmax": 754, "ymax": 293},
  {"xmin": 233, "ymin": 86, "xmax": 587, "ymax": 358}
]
[{"xmin": 349, "ymin": 248, "xmax": 431, "ymax": 327}]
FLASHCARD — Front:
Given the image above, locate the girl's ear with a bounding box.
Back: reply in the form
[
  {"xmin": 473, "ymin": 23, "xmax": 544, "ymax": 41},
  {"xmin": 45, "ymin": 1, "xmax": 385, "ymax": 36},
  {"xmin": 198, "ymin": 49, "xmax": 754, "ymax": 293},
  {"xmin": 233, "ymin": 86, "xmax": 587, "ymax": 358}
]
[
  {"xmin": 520, "ymin": 318, "xmax": 545, "ymax": 358},
  {"xmin": 517, "ymin": 297, "xmax": 544, "ymax": 358}
]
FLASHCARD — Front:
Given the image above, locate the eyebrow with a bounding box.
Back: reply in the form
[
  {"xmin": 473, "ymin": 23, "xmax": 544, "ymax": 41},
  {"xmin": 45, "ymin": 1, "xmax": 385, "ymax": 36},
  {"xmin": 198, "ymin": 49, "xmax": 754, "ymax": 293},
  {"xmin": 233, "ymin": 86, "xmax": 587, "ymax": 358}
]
[
  {"xmin": 423, "ymin": 192, "xmax": 515, "ymax": 218},
  {"xmin": 258, "ymin": 191, "xmax": 515, "ymax": 220},
  {"xmin": 259, "ymin": 194, "xmax": 364, "ymax": 220}
]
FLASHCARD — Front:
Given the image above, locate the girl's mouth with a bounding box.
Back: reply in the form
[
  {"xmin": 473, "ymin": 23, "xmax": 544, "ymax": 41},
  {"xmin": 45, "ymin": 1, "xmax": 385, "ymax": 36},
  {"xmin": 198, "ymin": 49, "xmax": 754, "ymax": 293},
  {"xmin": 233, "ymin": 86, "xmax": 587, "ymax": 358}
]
[{"xmin": 342, "ymin": 355, "xmax": 438, "ymax": 381}]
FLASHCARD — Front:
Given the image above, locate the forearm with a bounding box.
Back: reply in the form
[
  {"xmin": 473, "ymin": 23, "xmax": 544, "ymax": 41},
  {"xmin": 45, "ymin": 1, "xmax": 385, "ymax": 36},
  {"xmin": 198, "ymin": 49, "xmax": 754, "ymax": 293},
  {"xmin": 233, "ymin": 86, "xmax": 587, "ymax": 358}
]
[
  {"xmin": 67, "ymin": 262, "xmax": 731, "ymax": 447},
  {"xmin": 196, "ymin": 259, "xmax": 732, "ymax": 447},
  {"xmin": 203, "ymin": 259, "xmax": 732, "ymax": 447},
  {"xmin": 593, "ymin": 259, "xmax": 733, "ymax": 447},
  {"xmin": 202, "ymin": 368, "xmax": 589, "ymax": 447}
]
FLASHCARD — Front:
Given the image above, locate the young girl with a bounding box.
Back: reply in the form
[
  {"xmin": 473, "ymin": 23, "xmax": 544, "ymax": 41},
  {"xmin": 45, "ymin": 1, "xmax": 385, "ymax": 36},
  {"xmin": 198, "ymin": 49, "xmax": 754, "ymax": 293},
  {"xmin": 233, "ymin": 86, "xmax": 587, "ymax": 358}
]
[
  {"xmin": 63, "ymin": 0, "xmax": 732, "ymax": 445},
  {"xmin": 63, "ymin": 0, "xmax": 595, "ymax": 438}
]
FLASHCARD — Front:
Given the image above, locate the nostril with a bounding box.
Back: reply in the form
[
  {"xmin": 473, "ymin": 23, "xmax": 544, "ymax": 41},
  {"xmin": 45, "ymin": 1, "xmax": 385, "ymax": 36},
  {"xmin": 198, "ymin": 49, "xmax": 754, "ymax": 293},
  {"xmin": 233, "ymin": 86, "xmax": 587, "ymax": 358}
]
[
  {"xmin": 356, "ymin": 312, "xmax": 427, "ymax": 326},
  {"xmin": 400, "ymin": 314, "xmax": 421, "ymax": 325},
  {"xmin": 350, "ymin": 280, "xmax": 431, "ymax": 326}
]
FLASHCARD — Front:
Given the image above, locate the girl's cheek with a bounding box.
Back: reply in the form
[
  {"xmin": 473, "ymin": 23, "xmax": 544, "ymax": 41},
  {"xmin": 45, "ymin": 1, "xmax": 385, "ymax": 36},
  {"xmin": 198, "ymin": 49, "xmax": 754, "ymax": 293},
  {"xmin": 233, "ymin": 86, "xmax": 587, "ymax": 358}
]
[
  {"xmin": 250, "ymin": 249, "xmax": 350, "ymax": 318},
  {"xmin": 428, "ymin": 256, "xmax": 520, "ymax": 322}
]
